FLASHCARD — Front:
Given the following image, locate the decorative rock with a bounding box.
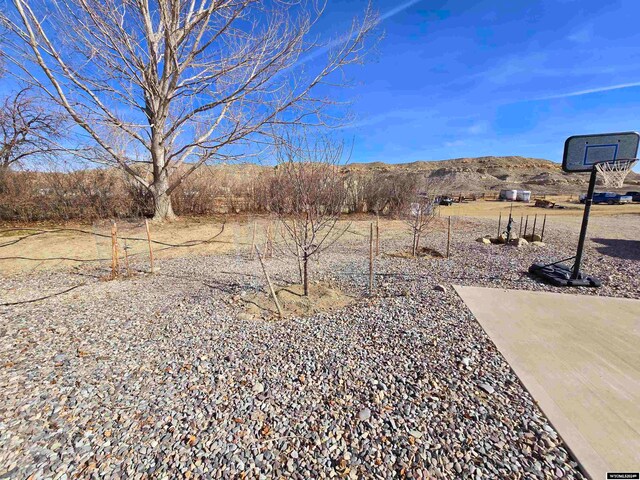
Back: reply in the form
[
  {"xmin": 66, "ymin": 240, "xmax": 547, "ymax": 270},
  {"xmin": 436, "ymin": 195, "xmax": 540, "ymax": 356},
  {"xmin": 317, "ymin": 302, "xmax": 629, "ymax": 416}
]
[
  {"xmin": 433, "ymin": 285, "xmax": 447, "ymax": 293},
  {"xmin": 357, "ymin": 408, "xmax": 371, "ymax": 421},
  {"xmin": 478, "ymin": 383, "xmax": 495, "ymax": 395},
  {"xmin": 509, "ymin": 238, "xmax": 528, "ymax": 247},
  {"xmin": 253, "ymin": 382, "xmax": 265, "ymax": 394},
  {"xmin": 53, "ymin": 353, "xmax": 68, "ymax": 365},
  {"xmin": 476, "ymin": 237, "xmax": 492, "ymax": 244}
]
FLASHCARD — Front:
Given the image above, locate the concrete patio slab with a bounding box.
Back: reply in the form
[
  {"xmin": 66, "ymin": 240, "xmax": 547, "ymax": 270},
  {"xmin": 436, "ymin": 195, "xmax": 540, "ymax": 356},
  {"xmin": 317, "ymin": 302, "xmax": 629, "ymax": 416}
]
[{"xmin": 454, "ymin": 286, "xmax": 640, "ymax": 480}]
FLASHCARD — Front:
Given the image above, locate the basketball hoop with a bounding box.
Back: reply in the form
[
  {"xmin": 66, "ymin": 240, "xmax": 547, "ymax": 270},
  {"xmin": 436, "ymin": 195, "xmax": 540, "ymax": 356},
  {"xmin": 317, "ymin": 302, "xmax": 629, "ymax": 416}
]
[
  {"xmin": 595, "ymin": 158, "xmax": 638, "ymax": 188},
  {"xmin": 529, "ymin": 132, "xmax": 640, "ymax": 288}
]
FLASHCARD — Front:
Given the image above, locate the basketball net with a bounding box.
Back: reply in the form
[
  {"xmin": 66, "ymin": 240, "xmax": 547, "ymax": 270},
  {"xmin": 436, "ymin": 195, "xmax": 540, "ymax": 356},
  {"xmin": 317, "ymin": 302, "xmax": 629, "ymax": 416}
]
[{"xmin": 595, "ymin": 159, "xmax": 638, "ymax": 188}]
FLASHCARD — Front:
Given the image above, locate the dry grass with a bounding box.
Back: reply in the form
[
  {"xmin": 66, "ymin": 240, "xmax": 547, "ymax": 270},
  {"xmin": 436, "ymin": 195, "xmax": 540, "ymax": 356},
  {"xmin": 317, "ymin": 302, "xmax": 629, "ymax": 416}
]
[
  {"xmin": 441, "ymin": 196, "xmax": 640, "ymax": 218},
  {"xmin": 1, "ymin": 198, "xmax": 639, "ymax": 276}
]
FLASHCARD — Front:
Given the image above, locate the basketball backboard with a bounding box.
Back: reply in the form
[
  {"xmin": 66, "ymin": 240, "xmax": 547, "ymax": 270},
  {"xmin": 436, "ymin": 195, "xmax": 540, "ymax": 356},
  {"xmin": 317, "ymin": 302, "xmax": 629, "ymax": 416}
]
[{"xmin": 562, "ymin": 131, "xmax": 640, "ymax": 172}]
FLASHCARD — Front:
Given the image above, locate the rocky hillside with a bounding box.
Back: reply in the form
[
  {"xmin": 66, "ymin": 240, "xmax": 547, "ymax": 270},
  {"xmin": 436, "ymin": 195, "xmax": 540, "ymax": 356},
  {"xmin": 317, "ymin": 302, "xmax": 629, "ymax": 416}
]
[
  {"xmin": 217, "ymin": 156, "xmax": 640, "ymax": 194},
  {"xmin": 344, "ymin": 156, "xmax": 640, "ymax": 194}
]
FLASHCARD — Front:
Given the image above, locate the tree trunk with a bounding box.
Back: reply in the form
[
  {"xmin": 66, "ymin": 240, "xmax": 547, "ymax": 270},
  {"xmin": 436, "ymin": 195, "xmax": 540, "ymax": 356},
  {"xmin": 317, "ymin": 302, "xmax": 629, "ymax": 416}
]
[
  {"xmin": 150, "ymin": 151, "xmax": 176, "ymax": 221},
  {"xmin": 151, "ymin": 171, "xmax": 176, "ymax": 221},
  {"xmin": 303, "ymin": 253, "xmax": 309, "ymax": 296},
  {"xmin": 0, "ymin": 165, "xmax": 8, "ymax": 194}
]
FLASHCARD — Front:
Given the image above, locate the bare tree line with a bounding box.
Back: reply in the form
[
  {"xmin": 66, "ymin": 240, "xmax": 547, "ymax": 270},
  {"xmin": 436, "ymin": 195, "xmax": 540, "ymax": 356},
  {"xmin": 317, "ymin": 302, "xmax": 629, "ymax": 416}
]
[{"xmin": 0, "ymin": 163, "xmax": 448, "ymax": 222}]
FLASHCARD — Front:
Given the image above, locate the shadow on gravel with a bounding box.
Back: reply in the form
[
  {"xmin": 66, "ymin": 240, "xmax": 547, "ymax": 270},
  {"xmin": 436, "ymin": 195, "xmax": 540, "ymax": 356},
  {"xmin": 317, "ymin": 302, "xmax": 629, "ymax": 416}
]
[{"xmin": 591, "ymin": 238, "xmax": 640, "ymax": 261}]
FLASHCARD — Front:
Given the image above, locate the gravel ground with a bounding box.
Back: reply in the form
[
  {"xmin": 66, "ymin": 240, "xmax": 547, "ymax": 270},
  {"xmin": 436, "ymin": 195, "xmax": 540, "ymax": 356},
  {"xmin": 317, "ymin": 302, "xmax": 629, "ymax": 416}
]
[{"xmin": 1, "ymin": 214, "xmax": 638, "ymax": 479}]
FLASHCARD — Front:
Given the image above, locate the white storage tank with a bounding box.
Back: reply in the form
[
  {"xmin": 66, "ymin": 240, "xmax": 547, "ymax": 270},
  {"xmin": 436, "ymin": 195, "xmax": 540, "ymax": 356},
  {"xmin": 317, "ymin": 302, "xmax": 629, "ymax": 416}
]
[
  {"xmin": 516, "ymin": 190, "xmax": 531, "ymax": 202},
  {"xmin": 499, "ymin": 189, "xmax": 518, "ymax": 201}
]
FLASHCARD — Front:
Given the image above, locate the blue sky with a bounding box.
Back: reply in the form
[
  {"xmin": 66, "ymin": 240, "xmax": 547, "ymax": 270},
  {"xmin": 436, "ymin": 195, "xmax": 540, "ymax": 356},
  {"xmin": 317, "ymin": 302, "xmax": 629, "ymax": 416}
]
[
  {"xmin": 314, "ymin": 0, "xmax": 640, "ymax": 168},
  {"xmin": 5, "ymin": 0, "xmax": 640, "ymax": 171}
]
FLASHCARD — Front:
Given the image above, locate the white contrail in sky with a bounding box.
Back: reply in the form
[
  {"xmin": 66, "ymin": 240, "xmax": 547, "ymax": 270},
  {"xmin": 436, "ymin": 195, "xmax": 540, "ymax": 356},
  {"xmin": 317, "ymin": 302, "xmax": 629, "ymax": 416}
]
[
  {"xmin": 379, "ymin": 0, "xmax": 423, "ymax": 21},
  {"xmin": 298, "ymin": 0, "xmax": 423, "ymax": 65},
  {"xmin": 538, "ymin": 81, "xmax": 640, "ymax": 100}
]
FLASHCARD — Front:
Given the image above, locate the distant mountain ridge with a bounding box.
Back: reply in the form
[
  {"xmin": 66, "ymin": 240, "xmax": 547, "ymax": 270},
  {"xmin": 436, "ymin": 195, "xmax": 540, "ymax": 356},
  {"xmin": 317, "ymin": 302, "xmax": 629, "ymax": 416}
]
[{"xmin": 342, "ymin": 156, "xmax": 640, "ymax": 193}]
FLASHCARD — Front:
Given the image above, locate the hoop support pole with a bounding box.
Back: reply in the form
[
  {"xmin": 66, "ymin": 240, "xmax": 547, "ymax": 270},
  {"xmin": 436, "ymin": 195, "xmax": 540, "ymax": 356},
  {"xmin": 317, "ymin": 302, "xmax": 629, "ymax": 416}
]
[{"xmin": 572, "ymin": 166, "xmax": 597, "ymax": 279}]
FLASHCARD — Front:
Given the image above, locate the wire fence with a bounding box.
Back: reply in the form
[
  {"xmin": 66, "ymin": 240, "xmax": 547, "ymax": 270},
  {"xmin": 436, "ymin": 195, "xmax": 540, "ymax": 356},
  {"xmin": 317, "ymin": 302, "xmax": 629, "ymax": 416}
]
[{"xmin": 0, "ymin": 211, "xmax": 555, "ymax": 309}]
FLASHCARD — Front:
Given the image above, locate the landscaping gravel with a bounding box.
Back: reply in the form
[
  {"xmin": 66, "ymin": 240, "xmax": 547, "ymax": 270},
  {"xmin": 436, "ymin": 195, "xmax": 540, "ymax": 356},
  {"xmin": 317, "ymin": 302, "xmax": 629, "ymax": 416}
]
[{"xmin": 2, "ymin": 214, "xmax": 638, "ymax": 479}]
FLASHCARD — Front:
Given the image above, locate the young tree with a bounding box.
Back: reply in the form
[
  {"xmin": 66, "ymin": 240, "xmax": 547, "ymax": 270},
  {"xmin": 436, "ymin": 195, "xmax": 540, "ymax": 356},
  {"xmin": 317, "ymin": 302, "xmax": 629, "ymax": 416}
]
[
  {"xmin": 403, "ymin": 178, "xmax": 442, "ymax": 257},
  {"xmin": 1, "ymin": 0, "xmax": 377, "ymax": 220},
  {"xmin": 270, "ymin": 132, "xmax": 348, "ymax": 296}
]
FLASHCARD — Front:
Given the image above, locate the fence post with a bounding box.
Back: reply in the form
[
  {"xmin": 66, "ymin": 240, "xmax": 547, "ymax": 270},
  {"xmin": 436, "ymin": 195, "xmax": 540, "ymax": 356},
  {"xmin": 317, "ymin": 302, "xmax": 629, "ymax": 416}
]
[
  {"xmin": 264, "ymin": 221, "xmax": 273, "ymax": 259},
  {"xmin": 541, "ymin": 214, "xmax": 547, "ymax": 241},
  {"xmin": 519, "ymin": 215, "xmax": 523, "ymax": 238},
  {"xmin": 524, "ymin": 215, "xmax": 529, "ymax": 238},
  {"xmin": 369, "ymin": 222, "xmax": 374, "ymax": 296},
  {"xmin": 145, "ymin": 219, "xmax": 154, "ymax": 273},
  {"xmin": 263, "ymin": 222, "xmax": 269, "ymax": 258},
  {"xmin": 532, "ymin": 214, "xmax": 538, "ymax": 238},
  {"xmin": 269, "ymin": 221, "xmax": 274, "ymax": 258},
  {"xmin": 123, "ymin": 238, "xmax": 132, "ymax": 277},
  {"xmin": 375, "ymin": 214, "xmax": 380, "ymax": 257},
  {"xmin": 446, "ymin": 216, "xmax": 452, "ymax": 258},
  {"xmin": 497, "ymin": 212, "xmax": 502, "ymax": 238},
  {"xmin": 111, "ymin": 221, "xmax": 119, "ymax": 279},
  {"xmin": 251, "ymin": 220, "xmax": 257, "ymax": 259}
]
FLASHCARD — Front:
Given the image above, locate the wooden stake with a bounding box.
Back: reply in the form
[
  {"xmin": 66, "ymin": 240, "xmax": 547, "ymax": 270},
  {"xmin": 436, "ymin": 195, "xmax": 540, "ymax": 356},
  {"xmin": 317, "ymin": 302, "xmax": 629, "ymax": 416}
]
[
  {"xmin": 145, "ymin": 219, "xmax": 155, "ymax": 273},
  {"xmin": 375, "ymin": 214, "xmax": 380, "ymax": 256},
  {"xmin": 369, "ymin": 222, "xmax": 374, "ymax": 296},
  {"xmin": 524, "ymin": 215, "xmax": 529, "ymax": 238},
  {"xmin": 541, "ymin": 214, "xmax": 547, "ymax": 241},
  {"xmin": 250, "ymin": 220, "xmax": 257, "ymax": 260},
  {"xmin": 264, "ymin": 222, "xmax": 272, "ymax": 258},
  {"xmin": 519, "ymin": 216, "xmax": 523, "ymax": 238},
  {"xmin": 111, "ymin": 221, "xmax": 119, "ymax": 279},
  {"xmin": 532, "ymin": 214, "xmax": 538, "ymax": 238},
  {"xmin": 497, "ymin": 212, "xmax": 502, "ymax": 238},
  {"xmin": 255, "ymin": 245, "xmax": 283, "ymax": 318},
  {"xmin": 123, "ymin": 238, "xmax": 132, "ymax": 277},
  {"xmin": 446, "ymin": 216, "xmax": 452, "ymax": 258}
]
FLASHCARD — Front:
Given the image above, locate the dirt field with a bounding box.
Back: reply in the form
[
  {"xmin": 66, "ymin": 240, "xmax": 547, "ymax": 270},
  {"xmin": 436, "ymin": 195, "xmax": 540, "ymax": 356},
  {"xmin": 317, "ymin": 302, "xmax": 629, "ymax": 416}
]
[{"xmin": 2, "ymin": 197, "xmax": 640, "ymax": 277}]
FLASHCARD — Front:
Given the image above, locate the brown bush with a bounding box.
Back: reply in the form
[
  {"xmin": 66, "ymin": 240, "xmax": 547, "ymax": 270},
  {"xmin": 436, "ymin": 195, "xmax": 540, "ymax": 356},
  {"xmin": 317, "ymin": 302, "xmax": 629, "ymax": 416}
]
[{"xmin": 0, "ymin": 164, "xmax": 432, "ymax": 222}]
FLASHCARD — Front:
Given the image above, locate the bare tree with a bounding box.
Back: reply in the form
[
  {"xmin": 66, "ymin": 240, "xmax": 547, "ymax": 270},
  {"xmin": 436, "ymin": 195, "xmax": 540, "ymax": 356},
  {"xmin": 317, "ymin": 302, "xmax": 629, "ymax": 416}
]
[
  {"xmin": 270, "ymin": 132, "xmax": 348, "ymax": 296},
  {"xmin": 403, "ymin": 178, "xmax": 442, "ymax": 257},
  {"xmin": 1, "ymin": 0, "xmax": 378, "ymax": 220},
  {"xmin": 0, "ymin": 89, "xmax": 65, "ymax": 171}
]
